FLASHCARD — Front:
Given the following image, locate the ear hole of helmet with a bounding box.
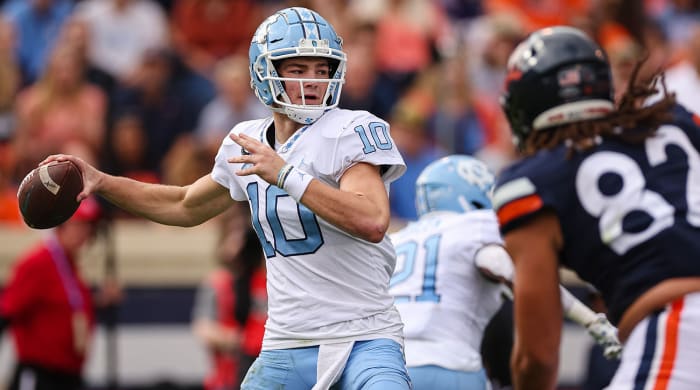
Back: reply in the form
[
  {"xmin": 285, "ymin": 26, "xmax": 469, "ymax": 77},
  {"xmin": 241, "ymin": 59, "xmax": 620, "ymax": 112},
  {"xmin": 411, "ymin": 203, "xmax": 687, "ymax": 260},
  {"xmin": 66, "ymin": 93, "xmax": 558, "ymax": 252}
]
[{"xmin": 471, "ymin": 201, "xmax": 487, "ymax": 210}]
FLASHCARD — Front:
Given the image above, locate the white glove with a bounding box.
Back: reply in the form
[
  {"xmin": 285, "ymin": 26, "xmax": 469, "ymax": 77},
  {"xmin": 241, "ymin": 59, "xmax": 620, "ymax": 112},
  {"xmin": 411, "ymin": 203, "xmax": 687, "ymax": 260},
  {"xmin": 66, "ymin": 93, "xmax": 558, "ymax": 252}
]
[{"xmin": 586, "ymin": 313, "xmax": 622, "ymax": 360}]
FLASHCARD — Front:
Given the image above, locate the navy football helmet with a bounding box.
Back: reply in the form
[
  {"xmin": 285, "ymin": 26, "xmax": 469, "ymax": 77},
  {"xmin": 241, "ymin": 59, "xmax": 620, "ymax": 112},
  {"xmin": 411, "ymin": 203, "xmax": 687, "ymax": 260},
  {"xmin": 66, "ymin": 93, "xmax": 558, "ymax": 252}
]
[
  {"xmin": 500, "ymin": 26, "xmax": 614, "ymax": 147},
  {"xmin": 249, "ymin": 7, "xmax": 347, "ymax": 124},
  {"xmin": 415, "ymin": 155, "xmax": 495, "ymax": 217}
]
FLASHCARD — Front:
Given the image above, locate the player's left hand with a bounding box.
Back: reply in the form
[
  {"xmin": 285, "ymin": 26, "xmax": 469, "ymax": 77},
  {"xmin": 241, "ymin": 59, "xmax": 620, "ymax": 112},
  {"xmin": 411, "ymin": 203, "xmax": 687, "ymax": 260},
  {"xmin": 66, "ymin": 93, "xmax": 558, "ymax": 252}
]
[
  {"xmin": 586, "ymin": 313, "xmax": 623, "ymax": 360},
  {"xmin": 228, "ymin": 133, "xmax": 286, "ymax": 185}
]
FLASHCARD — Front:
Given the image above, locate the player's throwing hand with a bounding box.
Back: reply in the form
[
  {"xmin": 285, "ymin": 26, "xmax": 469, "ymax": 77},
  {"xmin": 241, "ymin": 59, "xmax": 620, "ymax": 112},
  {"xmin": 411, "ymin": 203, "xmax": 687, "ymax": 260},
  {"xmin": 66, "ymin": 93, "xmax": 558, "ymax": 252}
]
[{"xmin": 228, "ymin": 133, "xmax": 286, "ymax": 185}]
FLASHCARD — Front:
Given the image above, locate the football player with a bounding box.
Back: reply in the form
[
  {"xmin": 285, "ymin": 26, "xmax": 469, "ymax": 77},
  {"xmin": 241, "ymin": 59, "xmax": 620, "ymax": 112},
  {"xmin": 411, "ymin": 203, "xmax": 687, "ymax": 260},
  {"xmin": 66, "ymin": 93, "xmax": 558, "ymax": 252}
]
[
  {"xmin": 389, "ymin": 155, "xmax": 620, "ymax": 389},
  {"xmin": 495, "ymin": 26, "xmax": 700, "ymax": 389},
  {"xmin": 42, "ymin": 7, "xmax": 411, "ymax": 390}
]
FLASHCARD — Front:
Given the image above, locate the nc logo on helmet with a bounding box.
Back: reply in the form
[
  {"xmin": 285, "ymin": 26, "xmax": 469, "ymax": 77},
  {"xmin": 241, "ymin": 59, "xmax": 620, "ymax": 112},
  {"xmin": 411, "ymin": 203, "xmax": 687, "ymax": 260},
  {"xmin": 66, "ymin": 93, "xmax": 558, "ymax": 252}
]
[{"xmin": 456, "ymin": 160, "xmax": 494, "ymax": 192}]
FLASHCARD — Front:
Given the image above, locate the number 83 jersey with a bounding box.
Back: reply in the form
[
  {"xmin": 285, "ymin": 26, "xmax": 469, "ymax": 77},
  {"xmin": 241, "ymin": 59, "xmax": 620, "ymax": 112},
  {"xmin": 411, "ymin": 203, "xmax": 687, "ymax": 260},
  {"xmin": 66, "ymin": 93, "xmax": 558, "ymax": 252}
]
[
  {"xmin": 212, "ymin": 108, "xmax": 406, "ymax": 350},
  {"xmin": 493, "ymin": 104, "xmax": 700, "ymax": 325}
]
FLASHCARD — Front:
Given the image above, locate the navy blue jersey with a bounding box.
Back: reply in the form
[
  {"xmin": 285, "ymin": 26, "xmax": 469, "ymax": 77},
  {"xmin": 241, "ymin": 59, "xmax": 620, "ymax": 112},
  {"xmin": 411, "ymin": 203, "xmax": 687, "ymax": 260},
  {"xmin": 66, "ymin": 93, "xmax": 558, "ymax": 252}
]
[{"xmin": 493, "ymin": 104, "xmax": 700, "ymax": 324}]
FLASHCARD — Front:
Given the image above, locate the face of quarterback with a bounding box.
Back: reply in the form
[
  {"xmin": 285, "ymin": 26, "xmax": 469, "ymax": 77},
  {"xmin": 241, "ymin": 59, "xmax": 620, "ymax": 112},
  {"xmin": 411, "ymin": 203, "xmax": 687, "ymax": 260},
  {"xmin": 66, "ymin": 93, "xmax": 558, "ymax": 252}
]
[{"xmin": 277, "ymin": 56, "xmax": 332, "ymax": 106}]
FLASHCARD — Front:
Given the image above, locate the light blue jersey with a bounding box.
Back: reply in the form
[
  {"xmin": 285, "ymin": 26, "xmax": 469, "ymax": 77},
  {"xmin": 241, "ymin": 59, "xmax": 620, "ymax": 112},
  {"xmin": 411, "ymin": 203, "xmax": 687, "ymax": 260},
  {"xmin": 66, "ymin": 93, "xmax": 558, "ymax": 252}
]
[{"xmin": 389, "ymin": 211, "xmax": 507, "ymax": 371}]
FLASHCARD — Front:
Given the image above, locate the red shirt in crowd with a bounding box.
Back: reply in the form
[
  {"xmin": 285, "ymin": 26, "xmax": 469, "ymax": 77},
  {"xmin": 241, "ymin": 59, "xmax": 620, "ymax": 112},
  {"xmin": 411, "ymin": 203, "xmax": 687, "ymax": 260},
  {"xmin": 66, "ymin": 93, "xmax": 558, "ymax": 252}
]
[
  {"xmin": 206, "ymin": 268, "xmax": 240, "ymax": 390},
  {"xmin": 0, "ymin": 241, "xmax": 95, "ymax": 375}
]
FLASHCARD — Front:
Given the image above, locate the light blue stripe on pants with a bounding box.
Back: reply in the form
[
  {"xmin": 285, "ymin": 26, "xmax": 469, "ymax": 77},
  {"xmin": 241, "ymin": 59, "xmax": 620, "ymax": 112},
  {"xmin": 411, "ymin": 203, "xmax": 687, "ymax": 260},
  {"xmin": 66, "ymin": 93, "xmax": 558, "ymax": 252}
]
[
  {"xmin": 408, "ymin": 365, "xmax": 488, "ymax": 390},
  {"xmin": 241, "ymin": 338, "xmax": 412, "ymax": 390}
]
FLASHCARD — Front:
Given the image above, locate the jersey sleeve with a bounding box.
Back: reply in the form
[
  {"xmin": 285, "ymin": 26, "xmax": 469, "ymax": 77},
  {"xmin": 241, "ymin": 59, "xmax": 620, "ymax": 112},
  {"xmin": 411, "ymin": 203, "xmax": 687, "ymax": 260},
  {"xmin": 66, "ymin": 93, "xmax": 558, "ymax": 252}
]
[
  {"xmin": 492, "ymin": 175, "xmax": 545, "ymax": 234},
  {"xmin": 492, "ymin": 151, "xmax": 573, "ymax": 235},
  {"xmin": 327, "ymin": 111, "xmax": 406, "ymax": 184},
  {"xmin": 211, "ymin": 124, "xmax": 248, "ymax": 201}
]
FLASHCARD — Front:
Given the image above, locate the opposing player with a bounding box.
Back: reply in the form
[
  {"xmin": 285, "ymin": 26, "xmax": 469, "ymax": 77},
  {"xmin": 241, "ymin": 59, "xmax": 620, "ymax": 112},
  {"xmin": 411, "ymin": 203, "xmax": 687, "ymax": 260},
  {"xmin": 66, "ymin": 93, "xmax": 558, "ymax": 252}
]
[
  {"xmin": 388, "ymin": 155, "xmax": 621, "ymax": 390},
  {"xmin": 41, "ymin": 7, "xmax": 411, "ymax": 390},
  {"xmin": 495, "ymin": 26, "xmax": 700, "ymax": 389}
]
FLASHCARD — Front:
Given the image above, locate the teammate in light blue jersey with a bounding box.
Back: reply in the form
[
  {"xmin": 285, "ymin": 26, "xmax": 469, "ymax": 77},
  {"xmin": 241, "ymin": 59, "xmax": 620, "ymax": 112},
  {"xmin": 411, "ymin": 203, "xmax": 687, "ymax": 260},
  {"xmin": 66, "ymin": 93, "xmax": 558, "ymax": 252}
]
[
  {"xmin": 389, "ymin": 155, "xmax": 621, "ymax": 389},
  {"xmin": 42, "ymin": 7, "xmax": 411, "ymax": 390}
]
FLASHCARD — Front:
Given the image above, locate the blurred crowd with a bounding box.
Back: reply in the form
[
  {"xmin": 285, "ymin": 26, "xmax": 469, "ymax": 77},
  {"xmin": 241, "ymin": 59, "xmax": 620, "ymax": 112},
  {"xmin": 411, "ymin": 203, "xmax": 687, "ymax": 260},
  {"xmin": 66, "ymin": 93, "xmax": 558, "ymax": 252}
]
[{"xmin": 0, "ymin": 0, "xmax": 699, "ymax": 225}]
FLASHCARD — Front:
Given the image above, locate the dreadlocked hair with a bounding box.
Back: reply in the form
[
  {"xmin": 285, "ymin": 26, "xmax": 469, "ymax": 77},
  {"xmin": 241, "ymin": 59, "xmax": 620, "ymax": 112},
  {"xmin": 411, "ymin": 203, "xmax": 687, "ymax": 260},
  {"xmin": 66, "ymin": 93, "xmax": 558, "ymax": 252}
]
[{"xmin": 523, "ymin": 58, "xmax": 677, "ymax": 158}]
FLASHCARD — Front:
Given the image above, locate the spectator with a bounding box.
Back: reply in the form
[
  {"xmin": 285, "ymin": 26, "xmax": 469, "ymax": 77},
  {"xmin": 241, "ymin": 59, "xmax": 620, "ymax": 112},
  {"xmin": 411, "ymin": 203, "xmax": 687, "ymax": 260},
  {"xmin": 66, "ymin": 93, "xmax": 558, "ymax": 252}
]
[
  {"xmin": 74, "ymin": 0, "xmax": 169, "ymax": 85},
  {"xmin": 110, "ymin": 48, "xmax": 201, "ymax": 175},
  {"xmin": 597, "ymin": 22, "xmax": 644, "ymax": 102},
  {"xmin": 194, "ymin": 54, "xmax": 268, "ymax": 163},
  {"xmin": 463, "ymin": 13, "xmax": 524, "ymax": 169},
  {"xmin": 388, "ymin": 95, "xmax": 445, "ymax": 221},
  {"xmin": 652, "ymin": 0, "xmax": 700, "ymax": 56},
  {"xmin": 103, "ymin": 112, "xmax": 160, "ymax": 184},
  {"xmin": 0, "ymin": 15, "xmax": 18, "ymax": 116},
  {"xmin": 235, "ymin": 246, "xmax": 267, "ymax": 385},
  {"xmin": 661, "ymin": 22, "xmax": 700, "ymax": 115},
  {"xmin": 0, "ymin": 14, "xmax": 20, "ymax": 224},
  {"xmin": 483, "ymin": 0, "xmax": 590, "ymax": 32},
  {"xmin": 192, "ymin": 204, "xmax": 264, "ymax": 390},
  {"xmin": 0, "ymin": 123, "xmax": 19, "ymax": 225},
  {"xmin": 0, "ymin": 197, "xmax": 122, "ymax": 390},
  {"xmin": 427, "ymin": 52, "xmax": 486, "ymax": 156},
  {"xmin": 371, "ymin": 0, "xmax": 455, "ymax": 114},
  {"xmin": 170, "ymin": 0, "xmax": 262, "ymax": 76},
  {"xmin": 339, "ymin": 21, "xmax": 396, "ymax": 119},
  {"xmin": 57, "ymin": 16, "xmax": 117, "ymax": 101},
  {"xmin": 13, "ymin": 42, "xmax": 107, "ymax": 176},
  {"xmin": 2, "ymin": 0, "xmax": 74, "ymax": 85}
]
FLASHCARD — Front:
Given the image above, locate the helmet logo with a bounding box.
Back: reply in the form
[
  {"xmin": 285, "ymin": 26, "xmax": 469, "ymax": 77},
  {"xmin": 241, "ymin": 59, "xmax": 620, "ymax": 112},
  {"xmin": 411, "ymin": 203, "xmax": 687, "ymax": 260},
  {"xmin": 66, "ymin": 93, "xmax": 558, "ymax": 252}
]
[
  {"xmin": 253, "ymin": 14, "xmax": 278, "ymax": 44},
  {"xmin": 558, "ymin": 68, "xmax": 581, "ymax": 86},
  {"xmin": 456, "ymin": 160, "xmax": 494, "ymax": 192}
]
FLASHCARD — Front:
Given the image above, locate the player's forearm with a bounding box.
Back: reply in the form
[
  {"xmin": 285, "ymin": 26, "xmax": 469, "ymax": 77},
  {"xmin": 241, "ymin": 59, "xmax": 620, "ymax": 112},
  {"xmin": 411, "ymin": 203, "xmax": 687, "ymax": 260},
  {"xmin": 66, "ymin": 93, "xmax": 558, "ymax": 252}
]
[
  {"xmin": 95, "ymin": 173, "xmax": 193, "ymax": 225},
  {"xmin": 300, "ymin": 179, "xmax": 389, "ymax": 243},
  {"xmin": 559, "ymin": 286, "xmax": 599, "ymax": 326},
  {"xmin": 511, "ymin": 349, "xmax": 558, "ymax": 390}
]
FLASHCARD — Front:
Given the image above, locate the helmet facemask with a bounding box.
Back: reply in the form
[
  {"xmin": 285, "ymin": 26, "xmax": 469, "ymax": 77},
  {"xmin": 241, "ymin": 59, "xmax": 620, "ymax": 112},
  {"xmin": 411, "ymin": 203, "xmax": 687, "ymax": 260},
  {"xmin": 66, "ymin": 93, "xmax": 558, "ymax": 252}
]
[{"xmin": 249, "ymin": 8, "xmax": 347, "ymax": 125}]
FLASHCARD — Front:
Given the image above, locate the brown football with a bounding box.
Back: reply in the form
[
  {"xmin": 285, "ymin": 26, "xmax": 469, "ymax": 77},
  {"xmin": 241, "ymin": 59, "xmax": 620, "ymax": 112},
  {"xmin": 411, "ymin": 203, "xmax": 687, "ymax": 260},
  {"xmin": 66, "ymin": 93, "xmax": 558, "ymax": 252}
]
[{"xmin": 17, "ymin": 161, "xmax": 84, "ymax": 229}]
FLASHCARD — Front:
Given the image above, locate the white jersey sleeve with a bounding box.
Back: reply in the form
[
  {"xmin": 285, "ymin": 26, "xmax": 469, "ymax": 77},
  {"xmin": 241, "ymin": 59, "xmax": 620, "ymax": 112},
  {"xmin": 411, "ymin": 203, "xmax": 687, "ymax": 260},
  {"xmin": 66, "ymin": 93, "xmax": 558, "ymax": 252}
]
[
  {"xmin": 211, "ymin": 118, "xmax": 273, "ymax": 201},
  {"xmin": 209, "ymin": 109, "xmax": 407, "ymax": 350},
  {"xmin": 311, "ymin": 109, "xmax": 405, "ymax": 185},
  {"xmin": 389, "ymin": 210, "xmax": 506, "ymax": 371}
]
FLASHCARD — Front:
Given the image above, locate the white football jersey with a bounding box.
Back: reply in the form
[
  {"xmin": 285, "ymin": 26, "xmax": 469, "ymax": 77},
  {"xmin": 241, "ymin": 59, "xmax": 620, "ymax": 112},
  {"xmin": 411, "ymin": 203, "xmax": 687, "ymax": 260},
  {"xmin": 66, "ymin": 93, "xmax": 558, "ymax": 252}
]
[
  {"xmin": 212, "ymin": 108, "xmax": 406, "ymax": 350},
  {"xmin": 389, "ymin": 210, "xmax": 507, "ymax": 371}
]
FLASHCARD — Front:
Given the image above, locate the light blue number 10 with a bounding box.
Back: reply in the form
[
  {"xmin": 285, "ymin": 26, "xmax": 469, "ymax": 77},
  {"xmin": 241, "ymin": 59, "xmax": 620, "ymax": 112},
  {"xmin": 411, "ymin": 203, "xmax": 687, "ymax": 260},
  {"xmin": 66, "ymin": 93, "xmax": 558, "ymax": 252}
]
[
  {"xmin": 354, "ymin": 122, "xmax": 393, "ymax": 154},
  {"xmin": 247, "ymin": 183, "xmax": 323, "ymax": 258}
]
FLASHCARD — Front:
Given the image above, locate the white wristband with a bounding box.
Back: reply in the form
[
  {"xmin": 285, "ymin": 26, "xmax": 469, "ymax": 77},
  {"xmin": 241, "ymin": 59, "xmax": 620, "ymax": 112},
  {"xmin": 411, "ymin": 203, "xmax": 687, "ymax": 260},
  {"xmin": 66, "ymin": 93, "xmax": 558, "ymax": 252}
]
[{"xmin": 282, "ymin": 166, "xmax": 313, "ymax": 202}]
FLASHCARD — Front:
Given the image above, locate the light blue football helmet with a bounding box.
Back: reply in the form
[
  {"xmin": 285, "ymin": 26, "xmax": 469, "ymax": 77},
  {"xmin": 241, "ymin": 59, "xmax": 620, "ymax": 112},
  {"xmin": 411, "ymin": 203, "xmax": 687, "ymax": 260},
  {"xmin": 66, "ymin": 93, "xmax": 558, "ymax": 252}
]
[
  {"xmin": 415, "ymin": 155, "xmax": 495, "ymax": 217},
  {"xmin": 249, "ymin": 7, "xmax": 347, "ymax": 124}
]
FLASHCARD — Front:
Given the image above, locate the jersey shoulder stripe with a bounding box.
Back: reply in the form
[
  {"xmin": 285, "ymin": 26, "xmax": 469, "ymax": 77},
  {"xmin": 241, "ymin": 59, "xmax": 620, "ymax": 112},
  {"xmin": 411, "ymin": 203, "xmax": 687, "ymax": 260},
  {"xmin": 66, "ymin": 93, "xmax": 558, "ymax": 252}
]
[
  {"xmin": 493, "ymin": 176, "xmax": 545, "ymax": 228},
  {"xmin": 496, "ymin": 193, "xmax": 544, "ymax": 227}
]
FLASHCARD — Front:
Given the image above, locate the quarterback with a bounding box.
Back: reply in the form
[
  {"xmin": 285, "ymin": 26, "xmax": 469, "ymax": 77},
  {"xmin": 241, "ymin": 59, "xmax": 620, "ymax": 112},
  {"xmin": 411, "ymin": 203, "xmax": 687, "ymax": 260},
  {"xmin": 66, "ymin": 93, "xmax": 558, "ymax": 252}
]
[{"xmin": 42, "ymin": 7, "xmax": 411, "ymax": 390}]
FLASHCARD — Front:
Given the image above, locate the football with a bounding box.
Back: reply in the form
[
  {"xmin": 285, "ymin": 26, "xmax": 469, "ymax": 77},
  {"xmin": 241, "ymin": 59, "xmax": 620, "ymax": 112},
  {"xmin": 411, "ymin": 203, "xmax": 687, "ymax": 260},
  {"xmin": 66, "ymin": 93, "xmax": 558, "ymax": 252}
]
[{"xmin": 17, "ymin": 161, "xmax": 84, "ymax": 229}]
